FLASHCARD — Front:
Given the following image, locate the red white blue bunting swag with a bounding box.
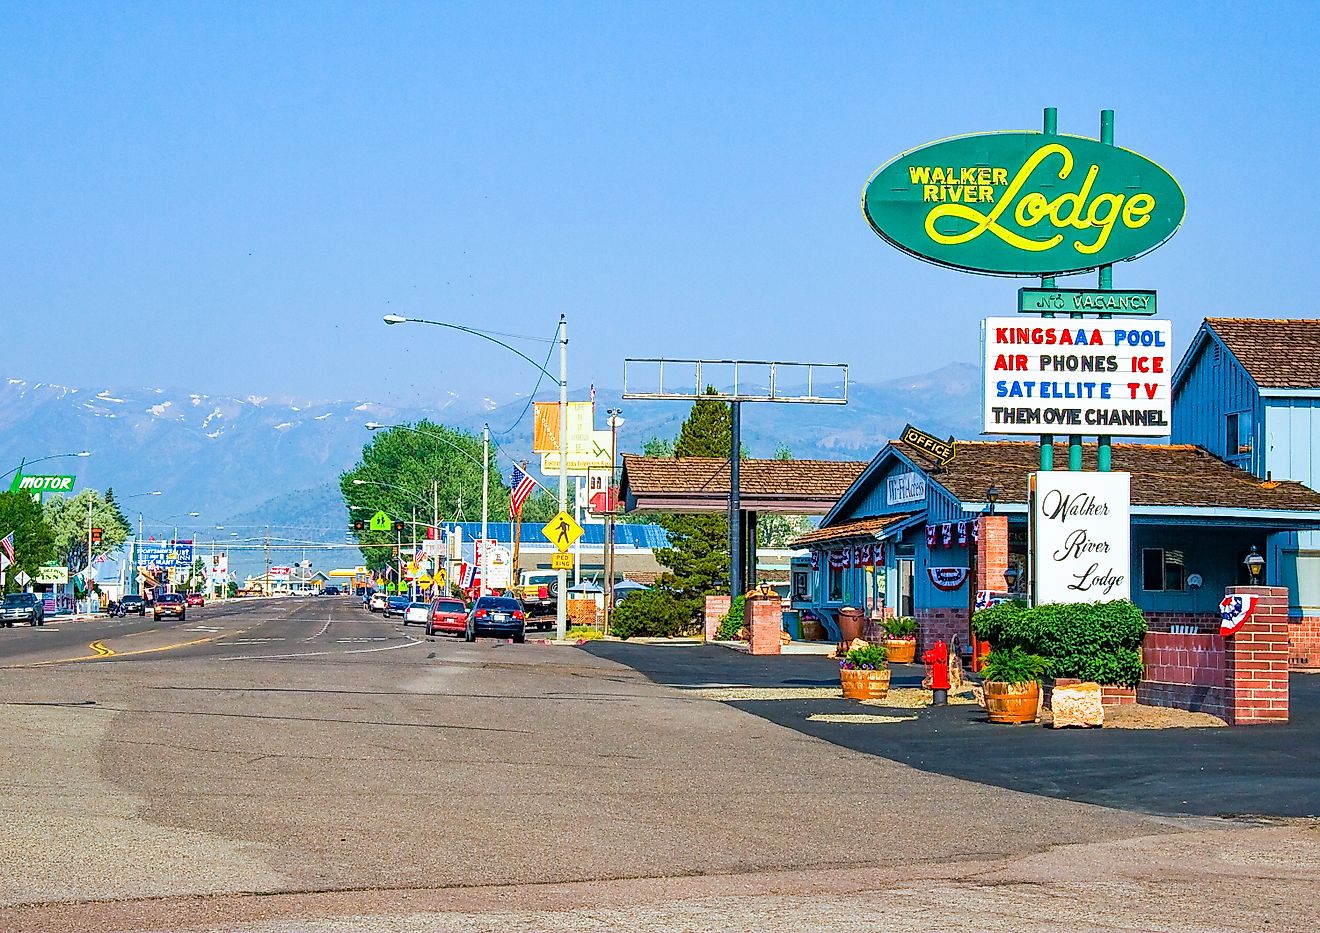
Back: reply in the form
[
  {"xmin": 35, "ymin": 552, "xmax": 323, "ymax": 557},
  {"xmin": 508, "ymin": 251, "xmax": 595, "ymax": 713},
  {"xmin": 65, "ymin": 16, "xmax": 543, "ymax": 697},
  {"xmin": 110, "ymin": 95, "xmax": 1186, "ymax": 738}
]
[
  {"xmin": 1219, "ymin": 593, "xmax": 1258, "ymax": 637},
  {"xmin": 926, "ymin": 520, "xmax": 977, "ymax": 550},
  {"xmin": 927, "ymin": 567, "xmax": 970, "ymax": 591}
]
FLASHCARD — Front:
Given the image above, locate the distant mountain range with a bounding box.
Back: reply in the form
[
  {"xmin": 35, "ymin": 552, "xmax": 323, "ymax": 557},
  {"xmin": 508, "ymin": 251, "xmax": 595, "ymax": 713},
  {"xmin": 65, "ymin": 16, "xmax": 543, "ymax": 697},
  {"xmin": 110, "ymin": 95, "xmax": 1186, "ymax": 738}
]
[{"xmin": 0, "ymin": 363, "xmax": 984, "ymax": 550}]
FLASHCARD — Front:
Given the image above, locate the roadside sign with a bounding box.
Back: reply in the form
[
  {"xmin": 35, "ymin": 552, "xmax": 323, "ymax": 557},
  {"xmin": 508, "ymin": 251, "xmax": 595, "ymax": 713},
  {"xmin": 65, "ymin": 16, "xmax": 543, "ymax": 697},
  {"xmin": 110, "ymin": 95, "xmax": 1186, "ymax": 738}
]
[
  {"xmin": 417, "ymin": 573, "xmax": 432, "ymax": 587},
  {"xmin": 533, "ymin": 401, "xmax": 595, "ymax": 453},
  {"xmin": 14, "ymin": 571, "xmax": 29, "ymax": 586},
  {"xmin": 369, "ymin": 510, "xmax": 393, "ymax": 533},
  {"xmin": 550, "ymin": 553, "xmax": 573, "ymax": 570},
  {"xmin": 1018, "ymin": 287, "xmax": 1157, "ymax": 316},
  {"xmin": 487, "ymin": 545, "xmax": 512, "ymax": 590},
  {"xmin": 422, "ymin": 539, "xmax": 443, "ymax": 557},
  {"xmin": 542, "ymin": 511, "xmax": 584, "ymax": 552},
  {"xmin": 36, "ymin": 564, "xmax": 69, "ymax": 585},
  {"xmin": 899, "ymin": 424, "xmax": 957, "ymax": 467},
  {"xmin": 540, "ymin": 431, "xmax": 612, "ymax": 475}
]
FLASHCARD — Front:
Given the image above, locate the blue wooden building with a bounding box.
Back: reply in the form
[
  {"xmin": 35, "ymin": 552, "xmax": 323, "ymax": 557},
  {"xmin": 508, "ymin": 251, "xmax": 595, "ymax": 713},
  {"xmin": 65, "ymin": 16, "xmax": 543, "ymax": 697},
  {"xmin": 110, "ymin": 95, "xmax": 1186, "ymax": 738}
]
[{"xmin": 1172, "ymin": 318, "xmax": 1320, "ymax": 619}]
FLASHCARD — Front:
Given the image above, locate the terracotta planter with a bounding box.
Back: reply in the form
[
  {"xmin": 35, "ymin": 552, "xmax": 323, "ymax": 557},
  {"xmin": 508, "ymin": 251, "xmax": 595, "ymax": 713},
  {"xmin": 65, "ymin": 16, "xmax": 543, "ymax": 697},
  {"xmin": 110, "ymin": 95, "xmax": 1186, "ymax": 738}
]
[
  {"xmin": 884, "ymin": 638, "xmax": 916, "ymax": 664},
  {"xmin": 983, "ymin": 680, "xmax": 1041, "ymax": 724},
  {"xmin": 837, "ymin": 607, "xmax": 865, "ymax": 642},
  {"xmin": 840, "ymin": 666, "xmax": 891, "ymax": 700}
]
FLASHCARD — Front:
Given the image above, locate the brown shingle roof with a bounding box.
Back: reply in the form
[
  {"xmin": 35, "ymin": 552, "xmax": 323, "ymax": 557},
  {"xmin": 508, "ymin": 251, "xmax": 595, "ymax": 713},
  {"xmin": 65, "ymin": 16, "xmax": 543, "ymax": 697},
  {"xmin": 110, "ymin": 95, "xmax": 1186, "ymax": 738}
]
[
  {"xmin": 790, "ymin": 513, "xmax": 914, "ymax": 548},
  {"xmin": 620, "ymin": 459, "xmax": 865, "ymax": 504},
  {"xmin": 895, "ymin": 440, "xmax": 1320, "ymax": 512},
  {"xmin": 1207, "ymin": 318, "xmax": 1320, "ymax": 389}
]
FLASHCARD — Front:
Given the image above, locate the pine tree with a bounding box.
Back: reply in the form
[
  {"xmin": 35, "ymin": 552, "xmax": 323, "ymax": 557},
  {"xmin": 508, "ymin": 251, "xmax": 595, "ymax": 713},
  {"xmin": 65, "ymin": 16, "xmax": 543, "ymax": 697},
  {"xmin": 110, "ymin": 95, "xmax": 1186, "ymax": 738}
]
[{"xmin": 654, "ymin": 389, "xmax": 732, "ymax": 603}]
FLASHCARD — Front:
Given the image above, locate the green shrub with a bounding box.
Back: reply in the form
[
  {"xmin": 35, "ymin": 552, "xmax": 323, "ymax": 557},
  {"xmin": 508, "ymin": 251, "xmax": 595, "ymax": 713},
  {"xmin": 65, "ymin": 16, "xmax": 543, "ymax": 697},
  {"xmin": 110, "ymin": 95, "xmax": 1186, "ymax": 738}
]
[
  {"xmin": 980, "ymin": 646, "xmax": 1049, "ymax": 685},
  {"xmin": 565, "ymin": 625, "xmax": 602, "ymax": 641},
  {"xmin": 883, "ymin": 617, "xmax": 917, "ymax": 639},
  {"xmin": 973, "ymin": 599, "xmax": 1147, "ymax": 687},
  {"xmin": 609, "ymin": 589, "xmax": 698, "ymax": 640},
  {"xmin": 840, "ymin": 643, "xmax": 888, "ymax": 669},
  {"xmin": 715, "ymin": 594, "xmax": 746, "ymax": 641}
]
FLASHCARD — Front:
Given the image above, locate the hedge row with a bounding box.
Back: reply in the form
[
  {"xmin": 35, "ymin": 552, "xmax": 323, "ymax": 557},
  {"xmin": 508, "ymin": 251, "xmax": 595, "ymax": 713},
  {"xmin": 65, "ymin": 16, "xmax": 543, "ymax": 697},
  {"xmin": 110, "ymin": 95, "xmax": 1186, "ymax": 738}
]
[{"xmin": 972, "ymin": 599, "xmax": 1147, "ymax": 687}]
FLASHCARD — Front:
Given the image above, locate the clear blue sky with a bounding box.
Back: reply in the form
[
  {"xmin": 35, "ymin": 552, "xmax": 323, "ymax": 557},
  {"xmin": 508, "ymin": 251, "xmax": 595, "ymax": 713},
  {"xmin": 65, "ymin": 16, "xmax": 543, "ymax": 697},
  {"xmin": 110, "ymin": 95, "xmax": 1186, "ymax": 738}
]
[{"xmin": 2, "ymin": 1, "xmax": 1316, "ymax": 403}]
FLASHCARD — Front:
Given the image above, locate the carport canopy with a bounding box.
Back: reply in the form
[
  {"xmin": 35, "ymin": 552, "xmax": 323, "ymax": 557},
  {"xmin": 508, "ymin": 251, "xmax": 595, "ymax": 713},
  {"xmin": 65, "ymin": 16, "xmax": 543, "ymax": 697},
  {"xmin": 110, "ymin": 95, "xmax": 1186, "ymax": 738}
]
[{"xmin": 619, "ymin": 455, "xmax": 866, "ymax": 515}]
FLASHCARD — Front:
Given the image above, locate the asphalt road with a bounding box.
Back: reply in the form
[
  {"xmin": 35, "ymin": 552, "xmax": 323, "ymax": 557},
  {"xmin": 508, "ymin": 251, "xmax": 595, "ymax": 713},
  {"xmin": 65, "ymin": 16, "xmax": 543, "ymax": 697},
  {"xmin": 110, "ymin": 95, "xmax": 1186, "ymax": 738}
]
[
  {"xmin": 2, "ymin": 598, "xmax": 1318, "ymax": 932},
  {"xmin": 586, "ymin": 642, "xmax": 1320, "ymax": 819}
]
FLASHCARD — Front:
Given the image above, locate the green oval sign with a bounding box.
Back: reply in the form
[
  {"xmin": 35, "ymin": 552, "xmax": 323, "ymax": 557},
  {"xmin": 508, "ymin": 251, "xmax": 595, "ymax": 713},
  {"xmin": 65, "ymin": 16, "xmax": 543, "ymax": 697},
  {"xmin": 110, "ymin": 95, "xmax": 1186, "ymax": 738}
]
[{"xmin": 861, "ymin": 132, "xmax": 1185, "ymax": 276}]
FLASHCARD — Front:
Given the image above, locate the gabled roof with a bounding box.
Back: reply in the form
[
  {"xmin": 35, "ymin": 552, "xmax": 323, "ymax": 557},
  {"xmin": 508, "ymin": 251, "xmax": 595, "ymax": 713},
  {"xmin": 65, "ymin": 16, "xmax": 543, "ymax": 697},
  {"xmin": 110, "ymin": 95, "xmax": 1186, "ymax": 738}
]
[
  {"xmin": 619, "ymin": 456, "xmax": 867, "ymax": 514},
  {"xmin": 1177, "ymin": 318, "xmax": 1320, "ymax": 392}
]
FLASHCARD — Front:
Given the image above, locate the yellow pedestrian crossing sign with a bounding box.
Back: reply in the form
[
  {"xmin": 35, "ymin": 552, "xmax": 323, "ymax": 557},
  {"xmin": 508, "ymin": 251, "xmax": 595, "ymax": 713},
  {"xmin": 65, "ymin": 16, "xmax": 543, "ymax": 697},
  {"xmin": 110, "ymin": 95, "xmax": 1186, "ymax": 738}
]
[
  {"xmin": 369, "ymin": 510, "xmax": 392, "ymax": 533},
  {"xmin": 543, "ymin": 511, "xmax": 584, "ymax": 552}
]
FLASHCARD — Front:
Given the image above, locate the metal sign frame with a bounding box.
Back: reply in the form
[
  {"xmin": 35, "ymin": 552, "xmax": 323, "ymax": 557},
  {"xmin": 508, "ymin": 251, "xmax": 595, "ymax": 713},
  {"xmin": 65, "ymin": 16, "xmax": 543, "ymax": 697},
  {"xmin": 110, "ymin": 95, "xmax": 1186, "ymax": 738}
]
[{"xmin": 623, "ymin": 358, "xmax": 848, "ymax": 404}]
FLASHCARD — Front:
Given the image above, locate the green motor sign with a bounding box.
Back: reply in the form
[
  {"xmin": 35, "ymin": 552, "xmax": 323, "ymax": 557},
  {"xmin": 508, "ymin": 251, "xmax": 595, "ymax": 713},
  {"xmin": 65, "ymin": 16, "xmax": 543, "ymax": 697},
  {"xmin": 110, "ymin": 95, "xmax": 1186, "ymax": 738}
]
[
  {"xmin": 861, "ymin": 131, "xmax": 1185, "ymax": 276},
  {"xmin": 9, "ymin": 474, "xmax": 77, "ymax": 500}
]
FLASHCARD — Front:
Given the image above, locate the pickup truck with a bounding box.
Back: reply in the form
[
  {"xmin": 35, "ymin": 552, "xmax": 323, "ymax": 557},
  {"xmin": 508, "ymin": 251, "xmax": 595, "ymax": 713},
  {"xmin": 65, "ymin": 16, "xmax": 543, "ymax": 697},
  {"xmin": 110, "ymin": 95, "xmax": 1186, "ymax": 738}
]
[
  {"xmin": 1, "ymin": 592, "xmax": 45, "ymax": 627},
  {"xmin": 513, "ymin": 572, "xmax": 559, "ymax": 627}
]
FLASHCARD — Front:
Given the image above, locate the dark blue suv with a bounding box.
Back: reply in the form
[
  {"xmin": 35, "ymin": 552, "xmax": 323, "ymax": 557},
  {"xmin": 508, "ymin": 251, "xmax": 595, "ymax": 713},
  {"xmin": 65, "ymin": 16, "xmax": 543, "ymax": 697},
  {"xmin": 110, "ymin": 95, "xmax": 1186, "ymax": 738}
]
[
  {"xmin": 382, "ymin": 595, "xmax": 410, "ymax": 618},
  {"xmin": 465, "ymin": 596, "xmax": 526, "ymax": 643}
]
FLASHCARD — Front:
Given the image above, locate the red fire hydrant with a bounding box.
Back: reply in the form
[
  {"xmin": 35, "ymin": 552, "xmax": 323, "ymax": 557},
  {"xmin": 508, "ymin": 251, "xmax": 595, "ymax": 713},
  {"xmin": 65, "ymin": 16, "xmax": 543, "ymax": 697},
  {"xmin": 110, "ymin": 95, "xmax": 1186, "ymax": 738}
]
[{"xmin": 923, "ymin": 640, "xmax": 950, "ymax": 706}]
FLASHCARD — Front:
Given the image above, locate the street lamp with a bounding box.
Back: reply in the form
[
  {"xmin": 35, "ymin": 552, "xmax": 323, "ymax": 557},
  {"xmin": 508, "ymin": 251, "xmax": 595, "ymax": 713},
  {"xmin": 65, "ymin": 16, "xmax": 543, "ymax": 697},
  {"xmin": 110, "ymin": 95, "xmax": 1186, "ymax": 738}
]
[
  {"xmin": 1244, "ymin": 546, "xmax": 1265, "ymax": 584},
  {"xmin": 383, "ymin": 313, "xmax": 569, "ymax": 635},
  {"xmin": 1, "ymin": 449, "xmax": 91, "ymax": 483},
  {"xmin": 1004, "ymin": 564, "xmax": 1021, "ymax": 593},
  {"xmin": 985, "ymin": 485, "xmax": 1001, "ymax": 516}
]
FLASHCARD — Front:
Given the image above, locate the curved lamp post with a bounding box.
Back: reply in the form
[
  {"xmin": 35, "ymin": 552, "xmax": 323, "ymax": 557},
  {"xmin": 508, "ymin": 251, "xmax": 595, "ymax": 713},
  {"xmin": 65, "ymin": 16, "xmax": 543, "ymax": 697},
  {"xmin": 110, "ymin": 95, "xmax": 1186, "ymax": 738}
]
[
  {"xmin": 384, "ymin": 313, "xmax": 568, "ymax": 632},
  {"xmin": 0, "ymin": 450, "xmax": 90, "ymax": 484}
]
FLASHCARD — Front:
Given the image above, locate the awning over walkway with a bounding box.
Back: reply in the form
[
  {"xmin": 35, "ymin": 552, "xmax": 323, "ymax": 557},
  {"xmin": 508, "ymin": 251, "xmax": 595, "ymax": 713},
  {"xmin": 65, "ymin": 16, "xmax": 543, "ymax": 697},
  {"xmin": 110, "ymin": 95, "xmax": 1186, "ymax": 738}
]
[
  {"xmin": 790, "ymin": 513, "xmax": 915, "ymax": 548},
  {"xmin": 619, "ymin": 455, "xmax": 866, "ymax": 514}
]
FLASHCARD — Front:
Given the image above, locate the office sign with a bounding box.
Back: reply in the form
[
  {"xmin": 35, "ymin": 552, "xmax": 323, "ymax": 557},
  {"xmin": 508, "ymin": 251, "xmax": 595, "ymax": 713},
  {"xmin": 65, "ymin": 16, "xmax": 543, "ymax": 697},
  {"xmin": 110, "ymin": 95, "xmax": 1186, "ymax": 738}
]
[
  {"xmin": 899, "ymin": 424, "xmax": 956, "ymax": 466},
  {"xmin": 861, "ymin": 132, "xmax": 1184, "ymax": 276},
  {"xmin": 1032, "ymin": 471, "xmax": 1130, "ymax": 604},
  {"xmin": 983, "ymin": 317, "xmax": 1172, "ymax": 437}
]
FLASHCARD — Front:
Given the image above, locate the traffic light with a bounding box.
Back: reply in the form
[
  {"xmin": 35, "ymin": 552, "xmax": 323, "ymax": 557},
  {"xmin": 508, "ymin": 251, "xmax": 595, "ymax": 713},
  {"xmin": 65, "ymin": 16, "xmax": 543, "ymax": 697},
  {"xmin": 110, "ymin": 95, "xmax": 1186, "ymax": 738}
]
[
  {"xmin": 353, "ymin": 520, "xmax": 365, "ymax": 531},
  {"xmin": 394, "ymin": 521, "xmax": 405, "ymax": 533},
  {"xmin": 91, "ymin": 527, "xmax": 102, "ymax": 545}
]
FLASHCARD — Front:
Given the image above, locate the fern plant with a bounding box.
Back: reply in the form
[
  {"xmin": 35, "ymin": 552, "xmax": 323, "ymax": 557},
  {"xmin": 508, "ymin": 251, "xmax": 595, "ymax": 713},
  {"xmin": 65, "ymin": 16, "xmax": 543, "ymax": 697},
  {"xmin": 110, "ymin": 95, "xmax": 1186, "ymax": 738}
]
[{"xmin": 980, "ymin": 646, "xmax": 1049, "ymax": 685}]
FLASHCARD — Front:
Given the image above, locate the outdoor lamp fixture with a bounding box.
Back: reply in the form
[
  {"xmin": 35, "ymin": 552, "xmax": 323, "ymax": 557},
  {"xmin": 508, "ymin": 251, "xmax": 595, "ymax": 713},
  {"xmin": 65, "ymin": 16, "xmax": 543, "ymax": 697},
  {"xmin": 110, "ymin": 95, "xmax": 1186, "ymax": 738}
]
[
  {"xmin": 382, "ymin": 315, "xmax": 407, "ymax": 325},
  {"xmin": 985, "ymin": 485, "xmax": 1001, "ymax": 516},
  {"xmin": 1244, "ymin": 546, "xmax": 1266, "ymax": 584},
  {"xmin": 1004, "ymin": 564, "xmax": 1021, "ymax": 591}
]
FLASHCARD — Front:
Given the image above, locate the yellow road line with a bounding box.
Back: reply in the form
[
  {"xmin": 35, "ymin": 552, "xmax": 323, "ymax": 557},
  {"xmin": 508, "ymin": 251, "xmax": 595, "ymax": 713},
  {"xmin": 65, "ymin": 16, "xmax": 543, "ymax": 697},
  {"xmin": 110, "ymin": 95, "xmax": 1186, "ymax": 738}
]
[{"xmin": 22, "ymin": 628, "xmax": 252, "ymax": 667}]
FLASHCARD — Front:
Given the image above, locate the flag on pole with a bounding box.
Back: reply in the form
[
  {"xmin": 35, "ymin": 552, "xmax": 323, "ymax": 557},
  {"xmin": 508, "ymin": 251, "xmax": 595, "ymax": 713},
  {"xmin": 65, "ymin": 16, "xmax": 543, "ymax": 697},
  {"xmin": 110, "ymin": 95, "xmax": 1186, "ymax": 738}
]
[
  {"xmin": 509, "ymin": 464, "xmax": 537, "ymax": 515},
  {"xmin": 0, "ymin": 531, "xmax": 14, "ymax": 565}
]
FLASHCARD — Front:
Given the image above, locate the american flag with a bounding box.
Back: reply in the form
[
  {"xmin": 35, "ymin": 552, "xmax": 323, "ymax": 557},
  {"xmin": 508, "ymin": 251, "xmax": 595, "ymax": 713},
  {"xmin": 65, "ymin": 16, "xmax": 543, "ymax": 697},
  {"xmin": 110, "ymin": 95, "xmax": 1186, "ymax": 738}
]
[
  {"xmin": 0, "ymin": 531, "xmax": 14, "ymax": 565},
  {"xmin": 509, "ymin": 464, "xmax": 537, "ymax": 515}
]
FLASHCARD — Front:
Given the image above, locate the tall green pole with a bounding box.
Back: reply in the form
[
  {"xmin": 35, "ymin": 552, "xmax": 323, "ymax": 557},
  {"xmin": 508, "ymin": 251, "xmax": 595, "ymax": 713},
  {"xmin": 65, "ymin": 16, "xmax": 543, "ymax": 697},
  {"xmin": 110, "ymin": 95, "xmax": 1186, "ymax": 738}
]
[
  {"xmin": 1096, "ymin": 108, "xmax": 1115, "ymax": 473},
  {"xmin": 1038, "ymin": 107, "xmax": 1057, "ymax": 472}
]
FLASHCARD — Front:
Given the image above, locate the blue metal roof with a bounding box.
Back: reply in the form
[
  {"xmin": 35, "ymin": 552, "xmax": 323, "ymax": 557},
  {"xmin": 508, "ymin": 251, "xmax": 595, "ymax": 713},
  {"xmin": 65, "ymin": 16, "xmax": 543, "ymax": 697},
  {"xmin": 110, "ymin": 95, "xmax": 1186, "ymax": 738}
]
[{"xmin": 443, "ymin": 521, "xmax": 669, "ymax": 548}]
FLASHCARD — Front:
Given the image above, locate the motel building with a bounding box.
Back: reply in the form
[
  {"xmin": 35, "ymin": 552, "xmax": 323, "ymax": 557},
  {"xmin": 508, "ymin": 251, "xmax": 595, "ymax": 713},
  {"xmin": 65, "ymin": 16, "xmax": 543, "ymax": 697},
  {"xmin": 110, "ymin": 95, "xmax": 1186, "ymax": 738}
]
[{"xmin": 790, "ymin": 318, "xmax": 1320, "ymax": 669}]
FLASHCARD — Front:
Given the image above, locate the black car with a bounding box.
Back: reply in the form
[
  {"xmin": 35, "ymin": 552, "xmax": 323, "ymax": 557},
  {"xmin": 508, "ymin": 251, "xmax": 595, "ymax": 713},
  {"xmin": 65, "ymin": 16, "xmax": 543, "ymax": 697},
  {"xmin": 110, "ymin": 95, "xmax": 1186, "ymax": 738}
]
[
  {"xmin": 0, "ymin": 593, "xmax": 44, "ymax": 627},
  {"xmin": 120, "ymin": 594, "xmax": 147, "ymax": 616},
  {"xmin": 464, "ymin": 596, "xmax": 526, "ymax": 643}
]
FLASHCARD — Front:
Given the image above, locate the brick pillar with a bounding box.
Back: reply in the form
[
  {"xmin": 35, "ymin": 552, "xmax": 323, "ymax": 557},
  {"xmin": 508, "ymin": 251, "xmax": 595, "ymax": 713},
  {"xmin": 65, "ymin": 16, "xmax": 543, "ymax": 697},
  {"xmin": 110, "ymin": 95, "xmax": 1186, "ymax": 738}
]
[
  {"xmin": 1225, "ymin": 585, "xmax": 1290, "ymax": 724},
  {"xmin": 746, "ymin": 595, "xmax": 782, "ymax": 655},
  {"xmin": 975, "ymin": 515, "xmax": 1009, "ymax": 593},
  {"xmin": 704, "ymin": 595, "xmax": 731, "ymax": 641}
]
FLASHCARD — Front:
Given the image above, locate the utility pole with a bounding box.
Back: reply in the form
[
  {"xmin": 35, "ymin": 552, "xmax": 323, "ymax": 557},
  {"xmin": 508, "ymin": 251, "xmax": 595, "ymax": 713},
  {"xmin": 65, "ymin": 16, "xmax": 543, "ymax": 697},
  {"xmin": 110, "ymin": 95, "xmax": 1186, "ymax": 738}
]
[
  {"xmin": 264, "ymin": 525, "xmax": 271, "ymax": 596},
  {"xmin": 480, "ymin": 423, "xmax": 490, "ymax": 597},
  {"xmin": 556, "ymin": 314, "xmax": 569, "ymax": 640},
  {"xmin": 85, "ymin": 494, "xmax": 93, "ymax": 613},
  {"xmin": 604, "ymin": 408, "xmax": 622, "ymax": 635}
]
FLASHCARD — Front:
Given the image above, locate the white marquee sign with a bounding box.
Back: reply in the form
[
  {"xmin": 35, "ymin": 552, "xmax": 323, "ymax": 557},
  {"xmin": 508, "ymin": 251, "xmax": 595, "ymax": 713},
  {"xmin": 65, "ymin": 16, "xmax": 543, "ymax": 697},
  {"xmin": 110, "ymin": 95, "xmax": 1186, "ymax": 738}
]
[{"xmin": 1032, "ymin": 471, "xmax": 1131, "ymax": 605}]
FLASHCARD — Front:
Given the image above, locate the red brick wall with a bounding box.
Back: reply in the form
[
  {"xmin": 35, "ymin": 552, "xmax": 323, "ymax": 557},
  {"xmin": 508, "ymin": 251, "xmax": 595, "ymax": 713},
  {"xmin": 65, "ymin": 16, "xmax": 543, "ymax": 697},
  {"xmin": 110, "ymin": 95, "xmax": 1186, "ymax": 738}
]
[
  {"xmin": 1138, "ymin": 586, "xmax": 1289, "ymax": 724},
  {"xmin": 1142, "ymin": 611, "xmax": 1219, "ymax": 634},
  {"xmin": 975, "ymin": 515, "xmax": 1008, "ymax": 592},
  {"xmin": 1291, "ymin": 616, "xmax": 1320, "ymax": 669},
  {"xmin": 746, "ymin": 596, "xmax": 781, "ymax": 656},
  {"xmin": 915, "ymin": 606, "xmax": 967, "ymax": 654},
  {"xmin": 704, "ymin": 595, "xmax": 731, "ymax": 641}
]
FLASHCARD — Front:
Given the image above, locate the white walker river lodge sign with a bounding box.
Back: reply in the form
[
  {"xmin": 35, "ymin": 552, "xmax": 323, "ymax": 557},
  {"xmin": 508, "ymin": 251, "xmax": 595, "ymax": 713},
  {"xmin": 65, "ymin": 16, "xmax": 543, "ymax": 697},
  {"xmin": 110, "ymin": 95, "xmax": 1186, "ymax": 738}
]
[{"xmin": 1031, "ymin": 472, "xmax": 1131, "ymax": 604}]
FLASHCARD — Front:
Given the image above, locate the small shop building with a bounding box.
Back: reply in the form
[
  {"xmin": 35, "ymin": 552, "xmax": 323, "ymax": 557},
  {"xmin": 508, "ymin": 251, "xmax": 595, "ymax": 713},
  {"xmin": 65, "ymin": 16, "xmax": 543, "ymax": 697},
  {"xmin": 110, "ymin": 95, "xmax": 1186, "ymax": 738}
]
[{"xmin": 789, "ymin": 439, "xmax": 1320, "ymax": 658}]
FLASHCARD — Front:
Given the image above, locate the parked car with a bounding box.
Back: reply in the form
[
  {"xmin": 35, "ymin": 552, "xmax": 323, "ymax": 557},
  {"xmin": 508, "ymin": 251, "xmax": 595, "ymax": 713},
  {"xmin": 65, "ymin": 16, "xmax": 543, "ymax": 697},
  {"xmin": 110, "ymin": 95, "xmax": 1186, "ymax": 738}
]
[
  {"xmin": 426, "ymin": 597, "xmax": 469, "ymax": 637},
  {"xmin": 323, "ymin": 585, "xmax": 341, "ymax": 596},
  {"xmin": 153, "ymin": 592, "xmax": 186, "ymax": 621},
  {"xmin": 382, "ymin": 595, "xmax": 410, "ymax": 618},
  {"xmin": 464, "ymin": 596, "xmax": 526, "ymax": 643},
  {"xmin": 1, "ymin": 592, "xmax": 44, "ymax": 627},
  {"xmin": 403, "ymin": 601, "xmax": 430, "ymax": 625},
  {"xmin": 185, "ymin": 593, "xmax": 204, "ymax": 608},
  {"xmin": 119, "ymin": 594, "xmax": 147, "ymax": 616},
  {"xmin": 368, "ymin": 592, "xmax": 387, "ymax": 612}
]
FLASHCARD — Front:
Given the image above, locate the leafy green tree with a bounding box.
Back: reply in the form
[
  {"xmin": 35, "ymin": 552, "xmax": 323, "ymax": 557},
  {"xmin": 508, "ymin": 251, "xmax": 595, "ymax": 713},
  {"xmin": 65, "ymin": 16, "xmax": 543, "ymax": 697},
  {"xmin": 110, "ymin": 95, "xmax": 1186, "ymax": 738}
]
[
  {"xmin": 653, "ymin": 389, "xmax": 731, "ymax": 605},
  {"xmin": 0, "ymin": 491, "xmax": 56, "ymax": 591},
  {"xmin": 341, "ymin": 421, "xmax": 511, "ymax": 568},
  {"xmin": 42, "ymin": 489, "xmax": 131, "ymax": 572}
]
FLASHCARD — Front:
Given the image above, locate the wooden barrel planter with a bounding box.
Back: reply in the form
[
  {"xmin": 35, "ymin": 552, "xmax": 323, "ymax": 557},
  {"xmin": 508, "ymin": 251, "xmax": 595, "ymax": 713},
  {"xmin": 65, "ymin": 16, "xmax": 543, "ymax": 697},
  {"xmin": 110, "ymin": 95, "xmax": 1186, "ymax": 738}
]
[
  {"xmin": 983, "ymin": 680, "xmax": 1040, "ymax": 723},
  {"xmin": 884, "ymin": 638, "xmax": 916, "ymax": 664},
  {"xmin": 837, "ymin": 607, "xmax": 865, "ymax": 642},
  {"xmin": 840, "ymin": 667, "xmax": 891, "ymax": 700}
]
